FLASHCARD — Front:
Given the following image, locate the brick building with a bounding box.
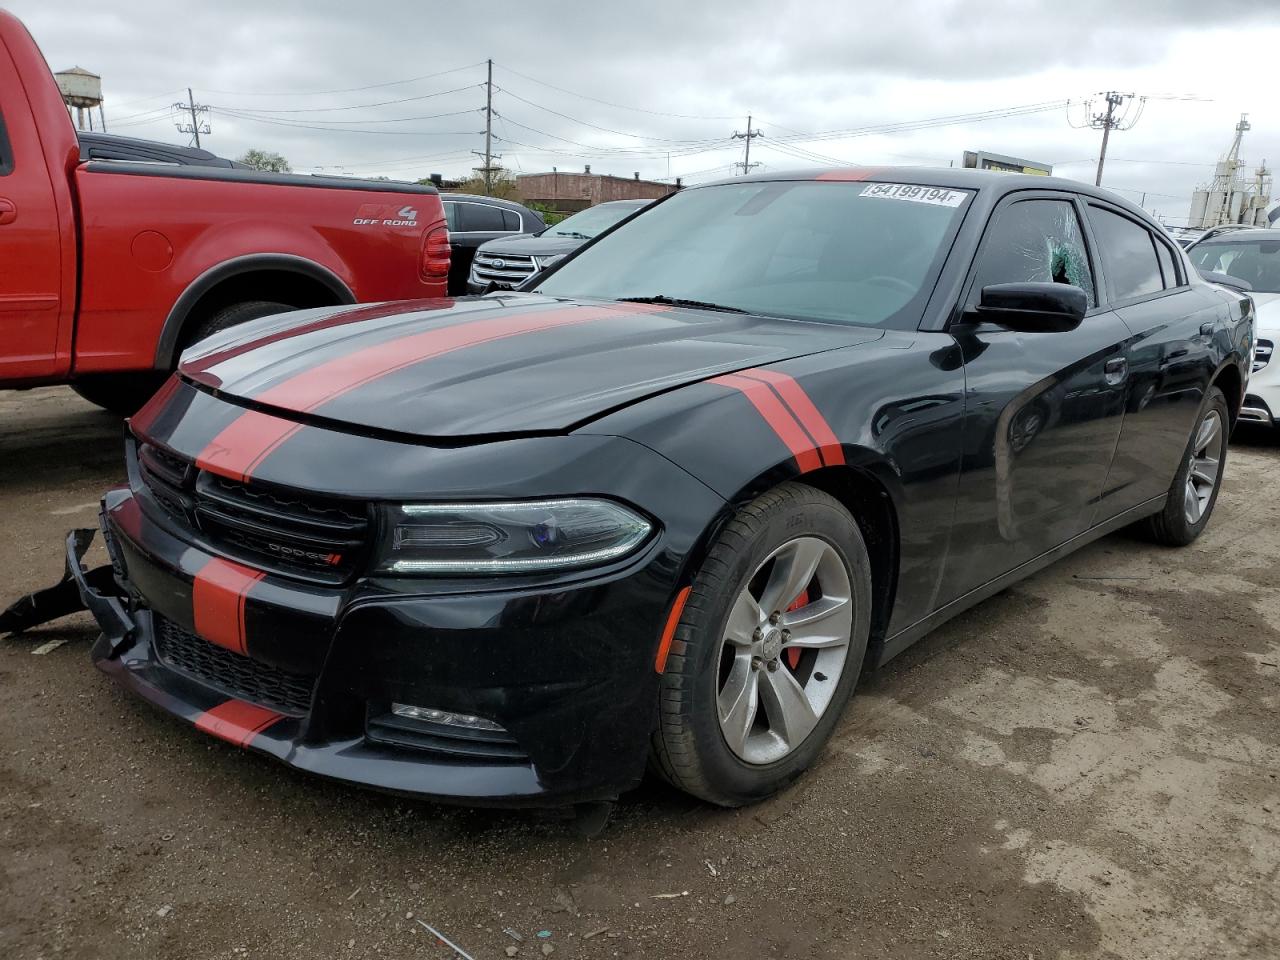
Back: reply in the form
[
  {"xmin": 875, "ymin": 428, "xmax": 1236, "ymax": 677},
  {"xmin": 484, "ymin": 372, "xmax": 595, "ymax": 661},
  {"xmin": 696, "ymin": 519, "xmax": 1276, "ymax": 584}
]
[{"xmin": 516, "ymin": 167, "xmax": 679, "ymax": 213}]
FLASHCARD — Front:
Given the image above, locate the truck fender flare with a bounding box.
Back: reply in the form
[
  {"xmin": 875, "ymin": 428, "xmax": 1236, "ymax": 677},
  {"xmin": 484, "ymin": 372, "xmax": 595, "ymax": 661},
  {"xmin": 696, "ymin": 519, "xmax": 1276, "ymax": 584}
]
[{"xmin": 154, "ymin": 253, "xmax": 356, "ymax": 368}]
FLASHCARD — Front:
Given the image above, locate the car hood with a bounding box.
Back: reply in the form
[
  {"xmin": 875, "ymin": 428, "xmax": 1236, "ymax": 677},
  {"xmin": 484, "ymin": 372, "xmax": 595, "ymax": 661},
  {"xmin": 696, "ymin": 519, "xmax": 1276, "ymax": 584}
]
[
  {"xmin": 476, "ymin": 234, "xmax": 586, "ymax": 257},
  {"xmin": 179, "ymin": 295, "xmax": 881, "ymax": 439}
]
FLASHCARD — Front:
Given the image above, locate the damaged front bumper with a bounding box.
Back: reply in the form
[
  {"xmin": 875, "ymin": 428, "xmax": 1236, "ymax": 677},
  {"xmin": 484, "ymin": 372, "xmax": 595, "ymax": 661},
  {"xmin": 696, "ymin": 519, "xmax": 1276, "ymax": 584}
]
[{"xmin": 17, "ymin": 486, "xmax": 675, "ymax": 808}]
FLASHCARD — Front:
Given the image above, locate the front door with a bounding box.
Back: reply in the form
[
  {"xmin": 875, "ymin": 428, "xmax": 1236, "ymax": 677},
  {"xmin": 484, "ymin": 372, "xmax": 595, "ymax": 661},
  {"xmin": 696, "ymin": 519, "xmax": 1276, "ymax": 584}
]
[
  {"xmin": 0, "ymin": 46, "xmax": 65, "ymax": 382},
  {"xmin": 938, "ymin": 194, "xmax": 1130, "ymax": 603}
]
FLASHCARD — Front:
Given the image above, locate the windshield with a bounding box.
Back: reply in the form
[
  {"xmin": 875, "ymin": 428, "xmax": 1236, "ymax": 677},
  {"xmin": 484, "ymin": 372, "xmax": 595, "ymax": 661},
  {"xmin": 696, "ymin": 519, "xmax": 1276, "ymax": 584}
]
[
  {"xmin": 1189, "ymin": 238, "xmax": 1280, "ymax": 293},
  {"xmin": 544, "ymin": 203, "xmax": 642, "ymax": 239},
  {"xmin": 534, "ymin": 180, "xmax": 972, "ymax": 328}
]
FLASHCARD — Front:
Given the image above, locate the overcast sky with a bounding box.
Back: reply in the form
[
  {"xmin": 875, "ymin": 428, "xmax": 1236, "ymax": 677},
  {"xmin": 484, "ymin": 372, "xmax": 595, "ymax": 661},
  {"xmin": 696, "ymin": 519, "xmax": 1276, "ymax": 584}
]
[{"xmin": 12, "ymin": 0, "xmax": 1280, "ymax": 225}]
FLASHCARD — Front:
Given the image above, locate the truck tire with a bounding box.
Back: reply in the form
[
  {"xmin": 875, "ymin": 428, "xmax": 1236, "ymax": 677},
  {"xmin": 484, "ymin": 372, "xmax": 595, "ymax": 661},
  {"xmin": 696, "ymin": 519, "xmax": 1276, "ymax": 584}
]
[
  {"xmin": 187, "ymin": 300, "xmax": 295, "ymax": 348},
  {"xmin": 71, "ymin": 372, "xmax": 168, "ymax": 417}
]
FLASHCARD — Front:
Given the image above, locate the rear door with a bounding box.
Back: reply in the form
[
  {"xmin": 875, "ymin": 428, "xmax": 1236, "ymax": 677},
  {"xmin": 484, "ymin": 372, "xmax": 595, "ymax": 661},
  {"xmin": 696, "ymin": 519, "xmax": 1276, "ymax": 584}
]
[
  {"xmin": 938, "ymin": 192, "xmax": 1132, "ymax": 601},
  {"xmin": 1088, "ymin": 202, "xmax": 1221, "ymax": 515},
  {"xmin": 0, "ymin": 44, "xmax": 65, "ymax": 381}
]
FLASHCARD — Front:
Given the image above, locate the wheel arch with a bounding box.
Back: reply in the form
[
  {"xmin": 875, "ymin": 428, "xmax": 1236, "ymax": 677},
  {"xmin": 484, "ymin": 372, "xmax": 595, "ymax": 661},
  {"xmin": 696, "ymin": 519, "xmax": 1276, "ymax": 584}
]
[
  {"xmin": 1210, "ymin": 359, "xmax": 1244, "ymax": 428},
  {"xmin": 154, "ymin": 254, "xmax": 356, "ymax": 368},
  {"xmin": 679, "ymin": 452, "xmax": 903, "ymax": 665}
]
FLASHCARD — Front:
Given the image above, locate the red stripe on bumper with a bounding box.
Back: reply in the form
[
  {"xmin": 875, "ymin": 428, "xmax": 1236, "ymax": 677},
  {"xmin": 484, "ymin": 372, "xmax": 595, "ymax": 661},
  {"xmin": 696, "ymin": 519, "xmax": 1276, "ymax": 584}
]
[
  {"xmin": 194, "ymin": 699, "xmax": 283, "ymax": 748},
  {"xmin": 710, "ymin": 374, "xmax": 824, "ymax": 473},
  {"xmin": 192, "ymin": 557, "xmax": 266, "ymax": 656},
  {"xmin": 736, "ymin": 369, "xmax": 845, "ymax": 466}
]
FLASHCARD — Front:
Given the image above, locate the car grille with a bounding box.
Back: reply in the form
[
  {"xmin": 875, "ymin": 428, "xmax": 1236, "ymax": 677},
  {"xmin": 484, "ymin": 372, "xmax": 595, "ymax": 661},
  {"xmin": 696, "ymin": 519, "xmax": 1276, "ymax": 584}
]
[
  {"xmin": 470, "ymin": 252, "xmax": 538, "ymax": 288},
  {"xmin": 154, "ymin": 615, "xmax": 316, "ymax": 716},
  {"xmin": 1254, "ymin": 338, "xmax": 1273, "ymax": 373},
  {"xmin": 137, "ymin": 442, "xmax": 369, "ymax": 583}
]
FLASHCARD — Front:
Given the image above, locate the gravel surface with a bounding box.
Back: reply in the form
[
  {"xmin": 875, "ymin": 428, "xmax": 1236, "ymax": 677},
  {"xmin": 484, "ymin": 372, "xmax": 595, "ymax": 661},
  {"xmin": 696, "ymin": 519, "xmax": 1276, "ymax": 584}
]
[{"xmin": 1, "ymin": 386, "xmax": 1277, "ymax": 960}]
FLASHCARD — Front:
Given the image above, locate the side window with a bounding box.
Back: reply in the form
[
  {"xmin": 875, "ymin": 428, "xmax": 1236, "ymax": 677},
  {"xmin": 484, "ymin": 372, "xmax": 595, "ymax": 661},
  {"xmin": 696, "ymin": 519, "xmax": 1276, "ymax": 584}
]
[
  {"xmin": 1088, "ymin": 206, "xmax": 1164, "ymax": 301},
  {"xmin": 0, "ymin": 111, "xmax": 12, "ymax": 176},
  {"xmin": 459, "ymin": 202, "xmax": 505, "ymax": 232},
  {"xmin": 971, "ymin": 198, "xmax": 1096, "ymax": 308},
  {"xmin": 501, "ymin": 209, "xmax": 521, "ymax": 231},
  {"xmin": 442, "ymin": 202, "xmax": 458, "ymax": 231},
  {"xmin": 1153, "ymin": 238, "xmax": 1180, "ymax": 288}
]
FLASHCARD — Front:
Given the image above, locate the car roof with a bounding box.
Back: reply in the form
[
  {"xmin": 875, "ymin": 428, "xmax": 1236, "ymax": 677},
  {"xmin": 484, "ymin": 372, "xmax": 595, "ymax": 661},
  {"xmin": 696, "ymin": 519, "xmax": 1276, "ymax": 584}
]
[
  {"xmin": 699, "ymin": 165, "xmax": 1156, "ymax": 213},
  {"xmin": 440, "ymin": 193, "xmax": 531, "ymax": 211},
  {"xmin": 1193, "ymin": 228, "xmax": 1280, "ymax": 243}
]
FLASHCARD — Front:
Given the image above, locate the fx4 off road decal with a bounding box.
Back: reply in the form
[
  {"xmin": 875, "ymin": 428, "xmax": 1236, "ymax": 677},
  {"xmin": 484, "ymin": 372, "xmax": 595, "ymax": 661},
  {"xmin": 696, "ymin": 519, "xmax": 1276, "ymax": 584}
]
[{"xmin": 353, "ymin": 203, "xmax": 419, "ymax": 227}]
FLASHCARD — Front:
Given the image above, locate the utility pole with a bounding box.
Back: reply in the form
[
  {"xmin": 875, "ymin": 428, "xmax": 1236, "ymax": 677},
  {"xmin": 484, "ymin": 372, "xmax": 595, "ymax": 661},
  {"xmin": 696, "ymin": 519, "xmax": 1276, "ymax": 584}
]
[
  {"xmin": 471, "ymin": 59, "xmax": 502, "ymax": 195},
  {"xmin": 732, "ymin": 115, "xmax": 763, "ymax": 175},
  {"xmin": 173, "ymin": 87, "xmax": 209, "ymax": 148},
  {"xmin": 1086, "ymin": 91, "xmax": 1142, "ymax": 186}
]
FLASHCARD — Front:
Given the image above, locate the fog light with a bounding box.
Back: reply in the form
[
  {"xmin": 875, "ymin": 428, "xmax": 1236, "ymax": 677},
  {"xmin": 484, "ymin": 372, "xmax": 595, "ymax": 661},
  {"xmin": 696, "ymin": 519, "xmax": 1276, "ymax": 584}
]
[{"xmin": 391, "ymin": 702, "xmax": 505, "ymax": 732}]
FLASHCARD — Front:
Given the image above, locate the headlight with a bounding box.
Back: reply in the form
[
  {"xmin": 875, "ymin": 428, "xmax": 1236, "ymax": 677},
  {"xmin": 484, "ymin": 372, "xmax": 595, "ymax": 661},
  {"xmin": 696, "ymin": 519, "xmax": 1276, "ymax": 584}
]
[
  {"xmin": 535, "ymin": 254, "xmax": 565, "ymax": 270},
  {"xmin": 375, "ymin": 498, "xmax": 652, "ymax": 575}
]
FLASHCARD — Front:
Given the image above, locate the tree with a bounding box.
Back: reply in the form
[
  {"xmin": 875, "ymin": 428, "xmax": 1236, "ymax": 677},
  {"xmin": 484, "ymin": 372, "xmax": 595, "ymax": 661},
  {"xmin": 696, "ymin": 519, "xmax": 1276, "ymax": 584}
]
[
  {"xmin": 237, "ymin": 149, "xmax": 291, "ymax": 173},
  {"xmin": 449, "ymin": 170, "xmax": 522, "ymax": 201}
]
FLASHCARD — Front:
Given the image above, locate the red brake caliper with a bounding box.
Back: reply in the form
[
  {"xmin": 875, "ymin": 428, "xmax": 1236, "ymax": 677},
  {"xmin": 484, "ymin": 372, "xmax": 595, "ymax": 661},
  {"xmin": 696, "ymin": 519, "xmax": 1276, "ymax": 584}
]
[{"xmin": 784, "ymin": 589, "xmax": 808, "ymax": 670}]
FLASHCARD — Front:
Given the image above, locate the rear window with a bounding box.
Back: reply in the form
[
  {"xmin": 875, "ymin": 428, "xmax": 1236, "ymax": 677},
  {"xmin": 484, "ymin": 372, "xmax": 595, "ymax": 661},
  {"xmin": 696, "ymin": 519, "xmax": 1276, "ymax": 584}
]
[
  {"xmin": 1088, "ymin": 206, "xmax": 1164, "ymax": 301},
  {"xmin": 1154, "ymin": 238, "xmax": 1180, "ymax": 287},
  {"xmin": 535, "ymin": 180, "xmax": 972, "ymax": 329},
  {"xmin": 460, "ymin": 202, "xmax": 505, "ymax": 232},
  {"xmin": 1189, "ymin": 239, "xmax": 1280, "ymax": 293},
  {"xmin": 501, "ymin": 209, "xmax": 521, "ymax": 231}
]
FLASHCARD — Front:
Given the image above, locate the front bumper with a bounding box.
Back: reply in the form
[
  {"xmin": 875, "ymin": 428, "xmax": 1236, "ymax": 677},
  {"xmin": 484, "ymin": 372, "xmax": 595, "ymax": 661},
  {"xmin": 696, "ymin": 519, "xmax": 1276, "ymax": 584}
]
[
  {"xmin": 1241, "ymin": 339, "xmax": 1277, "ymax": 427},
  {"xmin": 79, "ymin": 483, "xmax": 692, "ymax": 807}
]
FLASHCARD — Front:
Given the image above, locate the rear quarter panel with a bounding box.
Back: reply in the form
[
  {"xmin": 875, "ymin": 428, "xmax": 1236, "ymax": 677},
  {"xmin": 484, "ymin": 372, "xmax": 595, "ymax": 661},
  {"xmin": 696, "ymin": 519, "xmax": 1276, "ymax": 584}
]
[{"xmin": 71, "ymin": 166, "xmax": 447, "ymax": 372}]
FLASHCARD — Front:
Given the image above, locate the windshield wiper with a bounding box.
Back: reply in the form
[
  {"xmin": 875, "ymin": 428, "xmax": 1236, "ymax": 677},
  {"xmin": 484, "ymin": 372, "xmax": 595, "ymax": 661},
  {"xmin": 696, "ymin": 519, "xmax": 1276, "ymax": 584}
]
[
  {"xmin": 554, "ymin": 231, "xmax": 591, "ymax": 239},
  {"xmin": 618, "ymin": 295, "xmax": 748, "ymax": 314}
]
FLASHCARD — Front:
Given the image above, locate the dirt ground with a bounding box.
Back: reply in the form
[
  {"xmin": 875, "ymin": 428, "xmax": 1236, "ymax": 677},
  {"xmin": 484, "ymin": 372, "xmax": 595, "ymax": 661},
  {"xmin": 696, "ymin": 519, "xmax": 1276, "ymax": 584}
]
[{"xmin": 1, "ymin": 386, "xmax": 1277, "ymax": 960}]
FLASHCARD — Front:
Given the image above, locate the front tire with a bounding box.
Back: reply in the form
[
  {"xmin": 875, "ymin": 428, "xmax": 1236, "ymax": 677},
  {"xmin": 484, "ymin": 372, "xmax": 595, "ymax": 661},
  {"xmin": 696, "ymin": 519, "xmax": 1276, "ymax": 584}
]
[
  {"xmin": 1140, "ymin": 385, "xmax": 1230, "ymax": 546},
  {"xmin": 651, "ymin": 482, "xmax": 872, "ymax": 806}
]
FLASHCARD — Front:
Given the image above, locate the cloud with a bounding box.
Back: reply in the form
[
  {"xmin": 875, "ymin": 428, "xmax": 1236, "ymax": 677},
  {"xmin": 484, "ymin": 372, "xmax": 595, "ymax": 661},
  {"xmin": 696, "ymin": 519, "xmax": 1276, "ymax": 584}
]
[{"xmin": 9, "ymin": 0, "xmax": 1279, "ymax": 223}]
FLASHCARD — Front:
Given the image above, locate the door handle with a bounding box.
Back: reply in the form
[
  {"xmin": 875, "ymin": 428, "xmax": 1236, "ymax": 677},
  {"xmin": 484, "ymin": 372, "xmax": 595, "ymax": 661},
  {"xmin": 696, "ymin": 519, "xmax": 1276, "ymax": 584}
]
[
  {"xmin": 0, "ymin": 198, "xmax": 15, "ymax": 225},
  {"xmin": 1104, "ymin": 356, "xmax": 1128, "ymax": 386}
]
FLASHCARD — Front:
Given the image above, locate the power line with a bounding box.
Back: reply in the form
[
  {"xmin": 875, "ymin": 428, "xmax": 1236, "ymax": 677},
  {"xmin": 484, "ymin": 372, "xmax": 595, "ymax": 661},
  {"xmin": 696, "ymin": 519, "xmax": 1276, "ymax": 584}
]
[
  {"xmin": 1071, "ymin": 91, "xmax": 1146, "ymax": 185},
  {"xmin": 212, "ymin": 107, "xmax": 479, "ymax": 136},
  {"xmin": 492, "ymin": 63, "xmax": 740, "ymax": 121},
  {"xmin": 222, "ymin": 82, "xmax": 482, "ymax": 115},
  {"xmin": 202, "ymin": 62, "xmax": 486, "ymax": 97}
]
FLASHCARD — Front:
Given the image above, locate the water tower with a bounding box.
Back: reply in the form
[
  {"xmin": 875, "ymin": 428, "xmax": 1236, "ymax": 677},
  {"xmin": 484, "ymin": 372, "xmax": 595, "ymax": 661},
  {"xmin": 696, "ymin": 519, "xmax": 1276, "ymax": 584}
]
[{"xmin": 54, "ymin": 66, "xmax": 106, "ymax": 131}]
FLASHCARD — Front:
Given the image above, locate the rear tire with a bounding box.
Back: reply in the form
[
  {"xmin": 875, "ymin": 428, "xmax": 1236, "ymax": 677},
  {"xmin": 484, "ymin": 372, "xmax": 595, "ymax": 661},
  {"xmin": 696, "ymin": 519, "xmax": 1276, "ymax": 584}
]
[
  {"xmin": 651, "ymin": 482, "xmax": 872, "ymax": 807},
  {"xmin": 1139, "ymin": 385, "xmax": 1229, "ymax": 546},
  {"xmin": 186, "ymin": 300, "xmax": 295, "ymax": 348},
  {"xmin": 71, "ymin": 372, "xmax": 168, "ymax": 417}
]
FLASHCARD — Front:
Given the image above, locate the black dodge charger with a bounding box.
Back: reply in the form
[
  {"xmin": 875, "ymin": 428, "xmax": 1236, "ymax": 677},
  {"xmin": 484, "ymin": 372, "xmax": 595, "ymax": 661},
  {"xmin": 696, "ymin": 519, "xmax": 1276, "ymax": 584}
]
[{"xmin": 55, "ymin": 168, "xmax": 1254, "ymax": 808}]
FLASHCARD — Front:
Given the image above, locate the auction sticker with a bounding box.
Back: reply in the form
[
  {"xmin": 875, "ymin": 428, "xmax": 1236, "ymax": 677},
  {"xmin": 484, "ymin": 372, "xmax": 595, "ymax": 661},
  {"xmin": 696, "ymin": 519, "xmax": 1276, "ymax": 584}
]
[{"xmin": 860, "ymin": 183, "xmax": 968, "ymax": 207}]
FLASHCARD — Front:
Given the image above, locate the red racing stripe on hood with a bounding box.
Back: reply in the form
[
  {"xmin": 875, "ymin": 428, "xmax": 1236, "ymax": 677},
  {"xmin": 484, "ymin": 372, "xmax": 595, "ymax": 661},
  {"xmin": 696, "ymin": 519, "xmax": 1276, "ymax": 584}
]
[
  {"xmin": 182, "ymin": 300, "xmax": 457, "ymax": 382},
  {"xmin": 736, "ymin": 369, "xmax": 845, "ymax": 466},
  {"xmin": 710, "ymin": 373, "xmax": 824, "ymax": 473},
  {"xmin": 196, "ymin": 301, "xmax": 665, "ymax": 481},
  {"xmin": 813, "ymin": 167, "xmax": 886, "ymax": 182},
  {"xmin": 194, "ymin": 699, "xmax": 283, "ymax": 748},
  {"xmin": 128, "ymin": 375, "xmax": 182, "ymax": 437},
  {"xmin": 192, "ymin": 557, "xmax": 265, "ymax": 655}
]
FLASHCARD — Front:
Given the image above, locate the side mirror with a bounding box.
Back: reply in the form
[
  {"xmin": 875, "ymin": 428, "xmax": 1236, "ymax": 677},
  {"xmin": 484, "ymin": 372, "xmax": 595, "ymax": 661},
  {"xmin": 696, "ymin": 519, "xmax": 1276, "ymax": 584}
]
[
  {"xmin": 971, "ymin": 282, "xmax": 1087, "ymax": 333},
  {"xmin": 1198, "ymin": 269, "xmax": 1253, "ymax": 294}
]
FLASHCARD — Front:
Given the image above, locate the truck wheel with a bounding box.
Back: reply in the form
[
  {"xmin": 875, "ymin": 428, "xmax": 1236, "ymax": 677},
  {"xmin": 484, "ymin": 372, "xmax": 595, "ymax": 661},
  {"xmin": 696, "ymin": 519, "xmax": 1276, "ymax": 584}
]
[
  {"xmin": 71, "ymin": 372, "xmax": 168, "ymax": 417},
  {"xmin": 187, "ymin": 300, "xmax": 295, "ymax": 347}
]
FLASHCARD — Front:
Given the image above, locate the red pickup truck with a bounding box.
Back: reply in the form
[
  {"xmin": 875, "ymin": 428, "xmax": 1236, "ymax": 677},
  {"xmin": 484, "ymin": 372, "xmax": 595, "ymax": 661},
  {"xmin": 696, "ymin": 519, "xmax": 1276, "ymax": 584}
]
[{"xmin": 0, "ymin": 11, "xmax": 450, "ymax": 413}]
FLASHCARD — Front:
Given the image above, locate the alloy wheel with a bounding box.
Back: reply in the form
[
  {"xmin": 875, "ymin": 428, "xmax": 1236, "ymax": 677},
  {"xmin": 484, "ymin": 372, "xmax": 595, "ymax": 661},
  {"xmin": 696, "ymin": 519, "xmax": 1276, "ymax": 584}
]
[
  {"xmin": 1184, "ymin": 409, "xmax": 1223, "ymax": 525},
  {"xmin": 716, "ymin": 536, "xmax": 854, "ymax": 765}
]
